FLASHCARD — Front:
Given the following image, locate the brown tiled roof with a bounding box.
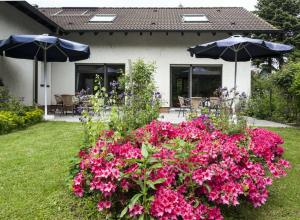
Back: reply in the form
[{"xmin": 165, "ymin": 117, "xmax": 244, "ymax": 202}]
[{"xmin": 39, "ymin": 7, "xmax": 278, "ymax": 32}]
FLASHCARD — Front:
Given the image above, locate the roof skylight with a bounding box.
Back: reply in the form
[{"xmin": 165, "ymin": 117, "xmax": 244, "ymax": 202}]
[
  {"xmin": 182, "ymin": 14, "xmax": 209, "ymax": 23},
  {"xmin": 89, "ymin": 14, "xmax": 116, "ymax": 23}
]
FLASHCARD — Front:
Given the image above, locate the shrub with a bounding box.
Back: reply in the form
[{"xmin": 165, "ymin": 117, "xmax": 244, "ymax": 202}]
[
  {"xmin": 247, "ymin": 62, "xmax": 300, "ymax": 123},
  {"xmin": 71, "ymin": 117, "xmax": 290, "ymax": 219},
  {"xmin": 0, "ymin": 108, "xmax": 43, "ymax": 134},
  {"xmin": 0, "ymin": 87, "xmax": 25, "ymax": 114},
  {"xmin": 79, "ymin": 59, "xmax": 161, "ymax": 145},
  {"xmin": 116, "ymin": 59, "xmax": 161, "ymax": 131}
]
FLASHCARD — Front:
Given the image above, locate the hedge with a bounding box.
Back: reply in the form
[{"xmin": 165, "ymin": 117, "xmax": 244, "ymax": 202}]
[{"xmin": 0, "ymin": 108, "xmax": 43, "ymax": 134}]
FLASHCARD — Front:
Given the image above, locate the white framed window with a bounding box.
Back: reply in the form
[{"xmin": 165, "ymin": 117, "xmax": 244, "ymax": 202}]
[
  {"xmin": 89, "ymin": 14, "xmax": 117, "ymax": 23},
  {"xmin": 181, "ymin": 14, "xmax": 209, "ymax": 23}
]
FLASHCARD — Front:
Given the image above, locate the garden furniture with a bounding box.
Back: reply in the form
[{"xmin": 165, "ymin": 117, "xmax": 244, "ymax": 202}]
[
  {"xmin": 178, "ymin": 96, "xmax": 191, "ymax": 117},
  {"xmin": 209, "ymin": 97, "xmax": 221, "ymax": 114},
  {"xmin": 0, "ymin": 34, "xmax": 90, "ymax": 119},
  {"xmin": 191, "ymin": 97, "xmax": 204, "ymax": 112},
  {"xmin": 61, "ymin": 94, "xmax": 76, "ymax": 115},
  {"xmin": 54, "ymin": 94, "xmax": 64, "ymax": 115}
]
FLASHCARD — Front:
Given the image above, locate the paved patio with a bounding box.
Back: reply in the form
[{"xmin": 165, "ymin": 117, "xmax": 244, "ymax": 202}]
[{"xmin": 48, "ymin": 112, "xmax": 291, "ymax": 128}]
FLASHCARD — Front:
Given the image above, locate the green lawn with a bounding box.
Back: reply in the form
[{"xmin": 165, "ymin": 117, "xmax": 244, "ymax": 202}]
[{"xmin": 0, "ymin": 123, "xmax": 299, "ymax": 219}]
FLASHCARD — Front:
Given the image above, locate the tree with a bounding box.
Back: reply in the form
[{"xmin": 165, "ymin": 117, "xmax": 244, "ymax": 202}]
[
  {"xmin": 178, "ymin": 3, "xmax": 184, "ymax": 8},
  {"xmin": 255, "ymin": 0, "xmax": 300, "ymax": 61}
]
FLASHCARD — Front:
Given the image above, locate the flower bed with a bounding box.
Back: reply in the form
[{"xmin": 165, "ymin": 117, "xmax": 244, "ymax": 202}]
[{"xmin": 72, "ymin": 117, "xmax": 290, "ymax": 219}]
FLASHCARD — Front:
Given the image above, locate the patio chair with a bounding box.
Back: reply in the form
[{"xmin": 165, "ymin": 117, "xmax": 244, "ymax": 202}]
[
  {"xmin": 191, "ymin": 97, "xmax": 204, "ymax": 112},
  {"xmin": 61, "ymin": 94, "xmax": 75, "ymax": 115},
  {"xmin": 178, "ymin": 96, "xmax": 191, "ymax": 117},
  {"xmin": 209, "ymin": 97, "xmax": 221, "ymax": 115},
  {"xmin": 54, "ymin": 94, "xmax": 63, "ymax": 115}
]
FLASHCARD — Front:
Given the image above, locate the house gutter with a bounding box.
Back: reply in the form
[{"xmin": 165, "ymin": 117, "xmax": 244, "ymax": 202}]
[{"xmin": 7, "ymin": 1, "xmax": 65, "ymax": 34}]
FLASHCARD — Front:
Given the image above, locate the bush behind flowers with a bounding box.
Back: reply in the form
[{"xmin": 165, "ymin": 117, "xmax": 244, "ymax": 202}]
[{"xmin": 72, "ymin": 117, "xmax": 290, "ymax": 219}]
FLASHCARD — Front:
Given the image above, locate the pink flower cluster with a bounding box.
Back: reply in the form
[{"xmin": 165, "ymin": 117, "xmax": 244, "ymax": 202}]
[{"xmin": 72, "ymin": 118, "xmax": 290, "ymax": 219}]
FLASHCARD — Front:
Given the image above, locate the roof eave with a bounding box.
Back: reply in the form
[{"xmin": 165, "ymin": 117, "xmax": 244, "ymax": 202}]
[
  {"xmin": 62, "ymin": 29, "xmax": 281, "ymax": 34},
  {"xmin": 7, "ymin": 1, "xmax": 65, "ymax": 33}
]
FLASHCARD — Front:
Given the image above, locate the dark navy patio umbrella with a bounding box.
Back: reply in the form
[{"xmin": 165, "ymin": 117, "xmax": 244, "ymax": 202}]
[
  {"xmin": 0, "ymin": 34, "xmax": 90, "ymax": 118},
  {"xmin": 188, "ymin": 35, "xmax": 294, "ymax": 88}
]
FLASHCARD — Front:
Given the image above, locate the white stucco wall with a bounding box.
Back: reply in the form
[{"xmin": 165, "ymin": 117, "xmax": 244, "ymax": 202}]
[
  {"xmin": 51, "ymin": 32, "xmax": 251, "ymax": 107},
  {"xmin": 0, "ymin": 3, "xmax": 251, "ymax": 107},
  {"xmin": 0, "ymin": 2, "xmax": 50, "ymax": 105}
]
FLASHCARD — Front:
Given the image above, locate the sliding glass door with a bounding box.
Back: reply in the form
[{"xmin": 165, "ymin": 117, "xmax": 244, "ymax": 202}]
[
  {"xmin": 192, "ymin": 66, "xmax": 222, "ymax": 97},
  {"xmin": 171, "ymin": 66, "xmax": 190, "ymax": 107},
  {"xmin": 75, "ymin": 64, "xmax": 124, "ymax": 94},
  {"xmin": 171, "ymin": 65, "xmax": 222, "ymax": 107}
]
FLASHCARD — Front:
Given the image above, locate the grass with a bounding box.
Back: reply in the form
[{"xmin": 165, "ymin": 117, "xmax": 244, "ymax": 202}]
[
  {"xmin": 225, "ymin": 127, "xmax": 300, "ymax": 220},
  {"xmin": 0, "ymin": 123, "xmax": 299, "ymax": 219},
  {"xmin": 0, "ymin": 122, "xmax": 102, "ymax": 220}
]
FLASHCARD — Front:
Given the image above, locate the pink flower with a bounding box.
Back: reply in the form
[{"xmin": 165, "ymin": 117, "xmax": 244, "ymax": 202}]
[
  {"xmin": 120, "ymin": 179, "xmax": 130, "ymax": 191},
  {"xmin": 129, "ymin": 204, "xmax": 144, "ymax": 217},
  {"xmin": 97, "ymin": 200, "xmax": 111, "ymax": 211},
  {"xmin": 73, "ymin": 172, "xmax": 84, "ymax": 197},
  {"xmin": 73, "ymin": 118, "xmax": 290, "ymax": 219}
]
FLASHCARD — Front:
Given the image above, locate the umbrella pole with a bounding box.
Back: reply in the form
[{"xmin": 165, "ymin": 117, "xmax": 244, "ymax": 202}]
[
  {"xmin": 44, "ymin": 48, "xmax": 48, "ymax": 119},
  {"xmin": 234, "ymin": 52, "xmax": 237, "ymax": 89},
  {"xmin": 232, "ymin": 50, "xmax": 238, "ymax": 124}
]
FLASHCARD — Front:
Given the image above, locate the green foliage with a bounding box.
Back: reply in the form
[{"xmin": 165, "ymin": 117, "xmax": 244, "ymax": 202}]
[
  {"xmin": 118, "ymin": 143, "xmax": 164, "ymax": 219},
  {"xmin": 80, "ymin": 75, "xmax": 108, "ymax": 146},
  {"xmin": 80, "ymin": 59, "xmax": 161, "ymax": 145},
  {"xmin": 0, "ymin": 108, "xmax": 43, "ymax": 135},
  {"xmin": 186, "ymin": 108, "xmax": 247, "ymax": 135},
  {"xmin": 255, "ymin": 0, "xmax": 300, "ymax": 61},
  {"xmin": 247, "ymin": 62, "xmax": 300, "ymax": 123},
  {"xmin": 210, "ymin": 111, "xmax": 247, "ymax": 135},
  {"xmin": 275, "ymin": 62, "xmax": 300, "ymax": 95},
  {"xmin": 116, "ymin": 59, "xmax": 161, "ymax": 131},
  {"xmin": 0, "ymin": 87, "xmax": 25, "ymax": 114},
  {"xmin": 1, "ymin": 123, "xmax": 299, "ymax": 219}
]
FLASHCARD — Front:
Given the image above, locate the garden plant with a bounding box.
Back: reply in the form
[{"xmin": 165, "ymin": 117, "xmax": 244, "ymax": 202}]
[
  {"xmin": 72, "ymin": 59, "xmax": 290, "ymax": 219},
  {"xmin": 72, "ymin": 117, "xmax": 290, "ymax": 219},
  {"xmin": 0, "ymin": 87, "xmax": 43, "ymax": 134}
]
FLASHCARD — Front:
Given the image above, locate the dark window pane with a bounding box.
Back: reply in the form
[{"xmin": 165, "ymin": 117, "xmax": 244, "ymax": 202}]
[
  {"xmin": 106, "ymin": 65, "xmax": 125, "ymax": 92},
  {"xmin": 75, "ymin": 65, "xmax": 104, "ymax": 94},
  {"xmin": 75, "ymin": 64, "xmax": 125, "ymax": 95},
  {"xmin": 192, "ymin": 66, "xmax": 221, "ymax": 98},
  {"xmin": 171, "ymin": 66, "xmax": 190, "ymax": 107}
]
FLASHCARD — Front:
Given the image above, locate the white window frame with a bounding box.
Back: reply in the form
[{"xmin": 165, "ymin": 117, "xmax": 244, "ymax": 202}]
[
  {"xmin": 181, "ymin": 14, "xmax": 209, "ymax": 23},
  {"xmin": 89, "ymin": 14, "xmax": 117, "ymax": 23}
]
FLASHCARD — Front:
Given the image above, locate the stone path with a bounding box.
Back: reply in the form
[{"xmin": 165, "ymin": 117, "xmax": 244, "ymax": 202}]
[{"xmin": 48, "ymin": 112, "xmax": 292, "ymax": 128}]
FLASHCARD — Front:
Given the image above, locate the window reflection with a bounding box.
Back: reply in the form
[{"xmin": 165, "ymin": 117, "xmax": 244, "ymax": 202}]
[{"xmin": 75, "ymin": 64, "xmax": 125, "ymax": 94}]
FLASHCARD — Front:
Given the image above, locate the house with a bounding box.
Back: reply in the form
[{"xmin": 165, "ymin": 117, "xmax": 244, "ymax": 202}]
[{"xmin": 0, "ymin": 1, "xmax": 278, "ymax": 108}]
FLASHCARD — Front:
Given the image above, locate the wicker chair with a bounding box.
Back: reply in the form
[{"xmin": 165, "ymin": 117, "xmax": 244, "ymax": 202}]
[
  {"xmin": 61, "ymin": 94, "xmax": 75, "ymax": 115},
  {"xmin": 178, "ymin": 96, "xmax": 191, "ymax": 117},
  {"xmin": 209, "ymin": 97, "xmax": 221, "ymax": 115},
  {"xmin": 191, "ymin": 97, "xmax": 205, "ymax": 112},
  {"xmin": 54, "ymin": 94, "xmax": 63, "ymax": 115}
]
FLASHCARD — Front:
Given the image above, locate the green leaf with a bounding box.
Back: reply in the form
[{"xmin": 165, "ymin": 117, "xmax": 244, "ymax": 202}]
[
  {"xmin": 147, "ymin": 182, "xmax": 156, "ymax": 190},
  {"xmin": 204, "ymin": 183, "xmax": 211, "ymax": 193},
  {"xmin": 149, "ymin": 163, "xmax": 163, "ymax": 170},
  {"xmin": 129, "ymin": 193, "xmax": 143, "ymax": 208},
  {"xmin": 152, "ymin": 178, "xmax": 166, "ymax": 185},
  {"xmin": 148, "ymin": 158, "xmax": 159, "ymax": 163},
  {"xmin": 138, "ymin": 214, "xmax": 145, "ymax": 220},
  {"xmin": 120, "ymin": 206, "xmax": 128, "ymax": 218},
  {"xmin": 141, "ymin": 144, "xmax": 149, "ymax": 158}
]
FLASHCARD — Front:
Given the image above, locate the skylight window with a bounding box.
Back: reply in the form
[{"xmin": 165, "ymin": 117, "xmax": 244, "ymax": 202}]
[
  {"xmin": 182, "ymin": 14, "xmax": 209, "ymax": 23},
  {"xmin": 89, "ymin": 14, "xmax": 116, "ymax": 23}
]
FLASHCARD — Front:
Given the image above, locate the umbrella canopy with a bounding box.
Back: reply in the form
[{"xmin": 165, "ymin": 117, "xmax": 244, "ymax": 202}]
[
  {"xmin": 0, "ymin": 34, "xmax": 90, "ymax": 61},
  {"xmin": 0, "ymin": 34, "xmax": 90, "ymax": 119},
  {"xmin": 188, "ymin": 35, "xmax": 293, "ymax": 61},
  {"xmin": 188, "ymin": 35, "xmax": 294, "ymax": 88}
]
